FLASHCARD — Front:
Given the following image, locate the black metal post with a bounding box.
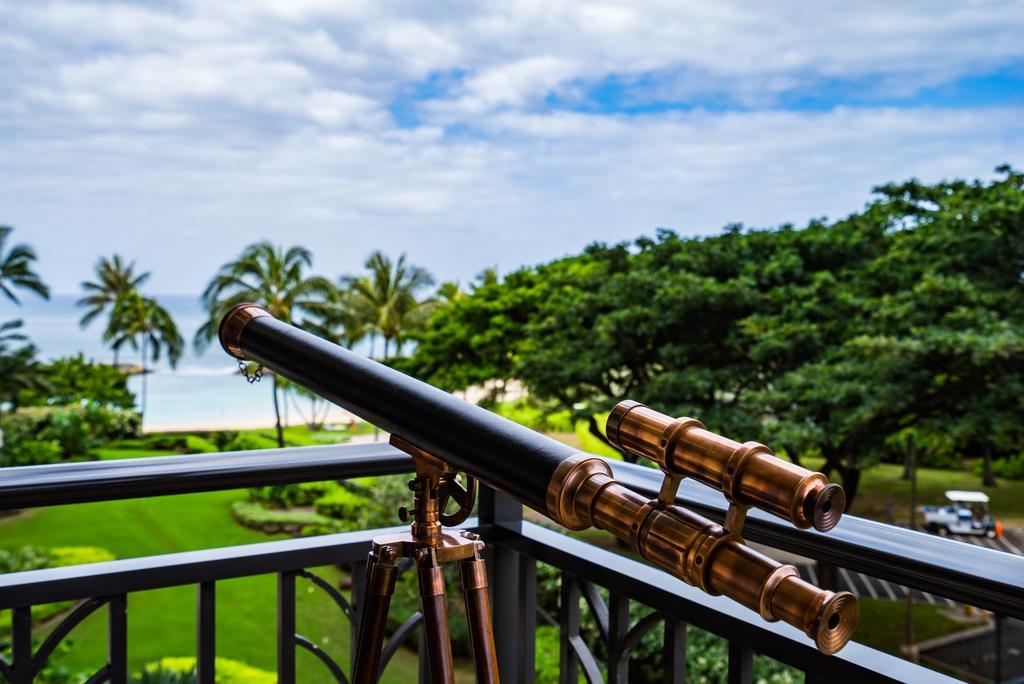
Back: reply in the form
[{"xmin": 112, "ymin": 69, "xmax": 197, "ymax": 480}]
[
  {"xmin": 663, "ymin": 618, "xmax": 687, "ymax": 684},
  {"xmin": 518, "ymin": 554, "xmax": 538, "ymax": 684},
  {"xmin": 108, "ymin": 594, "xmax": 128, "ymax": 684},
  {"xmin": 607, "ymin": 594, "xmax": 629, "ymax": 684},
  {"xmin": 11, "ymin": 606, "xmax": 31, "ymax": 684},
  {"xmin": 995, "ymin": 612, "xmax": 1004, "ymax": 683},
  {"xmin": 480, "ymin": 484, "xmax": 526, "ymax": 682},
  {"xmin": 559, "ymin": 575, "xmax": 580, "ymax": 684},
  {"xmin": 196, "ymin": 582, "xmax": 216, "ymax": 683},
  {"xmin": 278, "ymin": 571, "xmax": 297, "ymax": 684},
  {"xmin": 727, "ymin": 642, "xmax": 752, "ymax": 684}
]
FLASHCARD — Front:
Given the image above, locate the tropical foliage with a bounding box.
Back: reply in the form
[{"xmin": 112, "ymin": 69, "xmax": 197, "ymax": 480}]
[
  {"xmin": 18, "ymin": 354, "xmax": 135, "ymax": 409},
  {"xmin": 77, "ymin": 255, "xmax": 151, "ymax": 365},
  {"xmin": 0, "ymin": 225, "xmax": 49, "ymax": 304},
  {"xmin": 195, "ymin": 242, "xmax": 334, "ymax": 446},
  {"xmin": 400, "ymin": 167, "xmax": 1024, "ymax": 505},
  {"xmin": 106, "ymin": 291, "xmax": 183, "ymax": 422},
  {"xmin": 343, "ymin": 251, "xmax": 436, "ymax": 359}
]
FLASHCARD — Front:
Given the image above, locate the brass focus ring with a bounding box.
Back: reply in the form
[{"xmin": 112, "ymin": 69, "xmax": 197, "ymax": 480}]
[
  {"xmin": 689, "ymin": 532, "xmax": 726, "ymax": 593},
  {"xmin": 758, "ymin": 565, "xmax": 798, "ymax": 621},
  {"xmin": 660, "ymin": 417, "xmax": 704, "ymax": 474},
  {"xmin": 722, "ymin": 442, "xmax": 772, "ymax": 505},
  {"xmin": 545, "ymin": 455, "xmax": 613, "ymax": 530},
  {"xmin": 630, "ymin": 500, "xmax": 661, "ymax": 557}
]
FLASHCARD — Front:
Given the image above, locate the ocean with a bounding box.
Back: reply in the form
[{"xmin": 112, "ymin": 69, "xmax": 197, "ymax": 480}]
[{"xmin": 4, "ymin": 294, "xmax": 366, "ymax": 432}]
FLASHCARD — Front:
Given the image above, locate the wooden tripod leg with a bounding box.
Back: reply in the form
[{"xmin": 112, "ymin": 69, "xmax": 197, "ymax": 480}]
[
  {"xmin": 416, "ymin": 551, "xmax": 455, "ymax": 684},
  {"xmin": 459, "ymin": 555, "xmax": 500, "ymax": 684},
  {"xmin": 353, "ymin": 547, "xmax": 398, "ymax": 684}
]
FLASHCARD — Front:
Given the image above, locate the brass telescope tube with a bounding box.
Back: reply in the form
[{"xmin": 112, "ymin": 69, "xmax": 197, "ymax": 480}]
[
  {"xmin": 547, "ymin": 456, "xmax": 858, "ymax": 654},
  {"xmin": 607, "ymin": 401, "xmax": 845, "ymax": 531}
]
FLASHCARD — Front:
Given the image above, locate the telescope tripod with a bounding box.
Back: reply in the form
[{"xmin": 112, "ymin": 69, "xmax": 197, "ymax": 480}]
[{"xmin": 351, "ymin": 436, "xmax": 499, "ymax": 684}]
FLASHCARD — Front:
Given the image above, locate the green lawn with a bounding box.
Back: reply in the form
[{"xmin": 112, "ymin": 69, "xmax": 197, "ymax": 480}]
[
  {"xmin": 0, "ymin": 438, "xmax": 460, "ymax": 683},
  {"xmin": 854, "ymin": 598, "xmax": 985, "ymax": 654},
  {"xmin": 799, "ymin": 458, "xmax": 1024, "ymax": 526}
]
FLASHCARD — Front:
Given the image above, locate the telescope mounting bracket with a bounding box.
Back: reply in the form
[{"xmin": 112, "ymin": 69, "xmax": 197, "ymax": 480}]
[
  {"xmin": 653, "ymin": 459, "xmax": 749, "ymax": 541},
  {"xmin": 389, "ymin": 434, "xmax": 477, "ymax": 531}
]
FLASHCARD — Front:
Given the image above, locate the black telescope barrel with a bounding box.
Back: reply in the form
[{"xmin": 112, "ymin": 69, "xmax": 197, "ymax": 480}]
[{"xmin": 219, "ymin": 305, "xmax": 575, "ymax": 513}]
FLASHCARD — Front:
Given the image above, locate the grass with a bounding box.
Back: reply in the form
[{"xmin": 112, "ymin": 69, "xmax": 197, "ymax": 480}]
[
  {"xmin": 854, "ymin": 599, "xmax": 985, "ymax": 654},
  {"xmin": 1, "ymin": 433, "xmax": 466, "ymax": 683},
  {"xmin": 799, "ymin": 457, "xmax": 1024, "ymax": 525}
]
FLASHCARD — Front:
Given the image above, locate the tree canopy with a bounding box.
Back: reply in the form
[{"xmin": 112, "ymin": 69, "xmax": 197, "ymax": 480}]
[{"xmin": 400, "ymin": 168, "xmax": 1024, "ymax": 506}]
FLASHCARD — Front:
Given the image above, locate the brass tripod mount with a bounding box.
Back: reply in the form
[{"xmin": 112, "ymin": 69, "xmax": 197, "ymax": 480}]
[{"xmin": 351, "ymin": 436, "xmax": 499, "ymax": 684}]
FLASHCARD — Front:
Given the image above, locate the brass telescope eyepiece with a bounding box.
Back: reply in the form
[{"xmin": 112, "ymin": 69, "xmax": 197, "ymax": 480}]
[{"xmin": 607, "ymin": 401, "xmax": 845, "ymax": 532}]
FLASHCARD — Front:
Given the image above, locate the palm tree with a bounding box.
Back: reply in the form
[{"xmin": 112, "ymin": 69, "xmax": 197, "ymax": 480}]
[
  {"xmin": 195, "ymin": 242, "xmax": 333, "ymax": 447},
  {"xmin": 0, "ymin": 226, "xmax": 50, "ymax": 305},
  {"xmin": 0, "ymin": 319, "xmax": 27, "ymax": 348},
  {"xmin": 345, "ymin": 252, "xmax": 436, "ymax": 360},
  {"xmin": 437, "ymin": 281, "xmax": 463, "ymax": 304},
  {"xmin": 0, "ymin": 343, "xmax": 49, "ymax": 417},
  {"xmin": 77, "ymin": 255, "xmax": 151, "ymax": 365},
  {"xmin": 106, "ymin": 292, "xmax": 183, "ymax": 426},
  {"xmin": 301, "ymin": 283, "xmax": 370, "ymax": 350}
]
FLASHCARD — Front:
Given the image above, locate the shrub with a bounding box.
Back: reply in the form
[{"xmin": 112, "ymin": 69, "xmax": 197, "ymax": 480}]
[
  {"xmin": 49, "ymin": 546, "xmax": 116, "ymax": 566},
  {"xmin": 0, "ymin": 546, "xmax": 52, "ymax": 572},
  {"xmin": 248, "ymin": 481, "xmax": 338, "ymax": 508},
  {"xmin": 314, "ymin": 487, "xmax": 370, "ymax": 520},
  {"xmin": 223, "ymin": 433, "xmax": 277, "ymax": 452},
  {"xmin": 3, "ymin": 439, "xmax": 62, "ymax": 466},
  {"xmin": 137, "ymin": 657, "xmax": 274, "ymax": 684},
  {"xmin": 0, "ymin": 404, "xmax": 140, "ymax": 460},
  {"xmin": 143, "ymin": 435, "xmax": 190, "ymax": 452},
  {"xmin": 345, "ymin": 475, "xmax": 413, "ymax": 529},
  {"xmin": 987, "ymin": 453, "xmax": 1024, "ymax": 480},
  {"xmin": 17, "ymin": 354, "xmax": 136, "ymax": 410},
  {"xmin": 492, "ymin": 397, "xmax": 574, "ymax": 433},
  {"xmin": 207, "ymin": 430, "xmax": 240, "ymax": 450},
  {"xmin": 230, "ymin": 500, "xmax": 341, "ymax": 535}
]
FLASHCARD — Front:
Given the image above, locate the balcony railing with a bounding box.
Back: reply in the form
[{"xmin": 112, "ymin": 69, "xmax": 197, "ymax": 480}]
[{"xmin": 2, "ymin": 442, "xmax": 1020, "ymax": 683}]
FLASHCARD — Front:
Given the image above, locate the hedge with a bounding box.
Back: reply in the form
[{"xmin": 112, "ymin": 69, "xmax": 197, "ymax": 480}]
[
  {"xmin": 137, "ymin": 657, "xmax": 275, "ymax": 684},
  {"xmin": 230, "ymin": 500, "xmax": 342, "ymax": 536}
]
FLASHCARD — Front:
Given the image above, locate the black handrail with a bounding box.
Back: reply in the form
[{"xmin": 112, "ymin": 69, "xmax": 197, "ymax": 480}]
[
  {"xmin": 0, "ymin": 442, "xmax": 409, "ymax": 509},
  {"xmin": 2, "ymin": 444, "xmax": 1022, "ymax": 620}
]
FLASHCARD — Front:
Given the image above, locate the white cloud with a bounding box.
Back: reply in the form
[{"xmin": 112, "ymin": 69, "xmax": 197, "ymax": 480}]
[{"xmin": 0, "ymin": 0, "xmax": 1021, "ymax": 294}]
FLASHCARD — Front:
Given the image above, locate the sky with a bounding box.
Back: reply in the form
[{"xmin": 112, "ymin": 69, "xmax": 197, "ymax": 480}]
[{"xmin": 2, "ymin": 1, "xmax": 1024, "ymax": 296}]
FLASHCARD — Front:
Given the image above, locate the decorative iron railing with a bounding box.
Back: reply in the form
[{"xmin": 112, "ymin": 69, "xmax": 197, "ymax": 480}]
[{"xmin": 2, "ymin": 442, "xmax": 1019, "ymax": 683}]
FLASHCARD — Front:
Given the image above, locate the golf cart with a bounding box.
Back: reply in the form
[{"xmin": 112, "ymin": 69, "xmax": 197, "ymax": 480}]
[{"xmin": 921, "ymin": 490, "xmax": 997, "ymax": 537}]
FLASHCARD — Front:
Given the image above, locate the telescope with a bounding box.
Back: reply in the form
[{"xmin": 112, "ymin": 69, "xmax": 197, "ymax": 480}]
[{"xmin": 219, "ymin": 304, "xmax": 858, "ymax": 660}]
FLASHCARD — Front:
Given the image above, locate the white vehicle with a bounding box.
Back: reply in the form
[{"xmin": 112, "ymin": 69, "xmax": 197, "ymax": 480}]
[{"xmin": 920, "ymin": 490, "xmax": 997, "ymax": 537}]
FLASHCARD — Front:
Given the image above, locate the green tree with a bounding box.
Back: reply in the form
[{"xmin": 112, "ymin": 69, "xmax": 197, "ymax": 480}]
[
  {"xmin": 345, "ymin": 251, "xmax": 436, "ymax": 359},
  {"xmin": 195, "ymin": 242, "xmax": 333, "ymax": 447},
  {"xmin": 18, "ymin": 354, "xmax": 135, "ymax": 410},
  {"xmin": 0, "ymin": 344, "xmax": 48, "ymax": 412},
  {"xmin": 77, "ymin": 255, "xmax": 151, "ymax": 365},
  {"xmin": 0, "ymin": 228, "xmax": 50, "ymax": 415},
  {"xmin": 404, "ymin": 168, "xmax": 1024, "ymax": 505},
  {"xmin": 106, "ymin": 292, "xmax": 183, "ymax": 425},
  {"xmin": 0, "ymin": 226, "xmax": 49, "ymax": 304}
]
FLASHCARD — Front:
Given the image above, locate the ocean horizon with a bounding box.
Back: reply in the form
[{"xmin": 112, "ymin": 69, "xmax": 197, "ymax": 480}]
[{"xmin": 3, "ymin": 294, "xmax": 368, "ymax": 432}]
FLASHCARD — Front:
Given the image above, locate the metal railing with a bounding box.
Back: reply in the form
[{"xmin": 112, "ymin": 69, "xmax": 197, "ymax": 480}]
[{"xmin": 2, "ymin": 442, "xmax": 1017, "ymax": 683}]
